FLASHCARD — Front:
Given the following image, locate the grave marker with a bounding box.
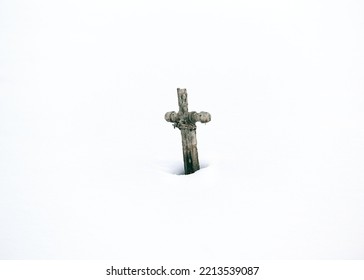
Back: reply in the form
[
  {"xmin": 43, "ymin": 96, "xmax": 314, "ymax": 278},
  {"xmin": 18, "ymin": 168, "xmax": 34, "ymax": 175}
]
[{"xmin": 165, "ymin": 88, "xmax": 211, "ymax": 174}]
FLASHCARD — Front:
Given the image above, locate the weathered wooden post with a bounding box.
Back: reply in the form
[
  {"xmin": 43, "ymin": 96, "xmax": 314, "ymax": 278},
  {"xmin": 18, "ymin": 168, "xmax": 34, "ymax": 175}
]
[{"xmin": 165, "ymin": 88, "xmax": 211, "ymax": 175}]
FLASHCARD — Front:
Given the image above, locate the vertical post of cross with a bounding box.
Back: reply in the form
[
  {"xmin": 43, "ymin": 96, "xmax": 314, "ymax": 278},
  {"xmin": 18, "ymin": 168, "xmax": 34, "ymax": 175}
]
[
  {"xmin": 165, "ymin": 88, "xmax": 211, "ymax": 175},
  {"xmin": 177, "ymin": 88, "xmax": 200, "ymax": 174}
]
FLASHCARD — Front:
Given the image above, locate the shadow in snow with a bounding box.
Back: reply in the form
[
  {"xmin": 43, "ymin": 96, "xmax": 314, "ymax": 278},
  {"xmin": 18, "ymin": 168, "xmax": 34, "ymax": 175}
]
[{"xmin": 160, "ymin": 161, "xmax": 209, "ymax": 176}]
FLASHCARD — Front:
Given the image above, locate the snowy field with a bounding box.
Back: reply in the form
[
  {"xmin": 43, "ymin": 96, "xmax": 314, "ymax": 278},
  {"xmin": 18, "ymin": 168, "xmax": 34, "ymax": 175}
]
[{"xmin": 1, "ymin": 0, "xmax": 364, "ymax": 259}]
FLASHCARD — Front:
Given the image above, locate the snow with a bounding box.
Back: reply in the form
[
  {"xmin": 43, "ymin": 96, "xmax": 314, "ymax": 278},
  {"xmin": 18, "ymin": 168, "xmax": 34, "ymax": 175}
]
[{"xmin": 1, "ymin": 0, "xmax": 364, "ymax": 259}]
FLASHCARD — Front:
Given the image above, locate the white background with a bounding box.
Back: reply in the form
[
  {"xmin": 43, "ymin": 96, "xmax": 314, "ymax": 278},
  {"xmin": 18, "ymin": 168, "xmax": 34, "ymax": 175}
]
[{"xmin": 1, "ymin": 0, "xmax": 364, "ymax": 259}]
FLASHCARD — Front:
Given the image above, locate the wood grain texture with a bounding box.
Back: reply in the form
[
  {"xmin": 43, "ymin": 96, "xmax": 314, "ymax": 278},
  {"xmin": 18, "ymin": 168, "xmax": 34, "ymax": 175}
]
[{"xmin": 165, "ymin": 88, "xmax": 211, "ymax": 174}]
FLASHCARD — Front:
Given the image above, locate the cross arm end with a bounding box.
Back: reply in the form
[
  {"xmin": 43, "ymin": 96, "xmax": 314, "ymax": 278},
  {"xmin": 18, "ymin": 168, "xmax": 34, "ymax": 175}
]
[
  {"xmin": 165, "ymin": 111, "xmax": 179, "ymax": 123},
  {"xmin": 189, "ymin": 111, "xmax": 211, "ymax": 123}
]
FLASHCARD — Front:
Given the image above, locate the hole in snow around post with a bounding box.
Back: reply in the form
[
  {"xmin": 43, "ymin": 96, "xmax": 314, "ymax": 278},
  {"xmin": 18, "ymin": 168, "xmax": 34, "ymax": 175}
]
[
  {"xmin": 157, "ymin": 160, "xmax": 210, "ymax": 176},
  {"xmin": 173, "ymin": 162, "xmax": 210, "ymax": 176}
]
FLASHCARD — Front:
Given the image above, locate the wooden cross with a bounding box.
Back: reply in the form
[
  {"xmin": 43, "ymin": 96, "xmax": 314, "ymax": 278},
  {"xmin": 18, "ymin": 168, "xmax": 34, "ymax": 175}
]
[{"xmin": 165, "ymin": 88, "xmax": 211, "ymax": 174}]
